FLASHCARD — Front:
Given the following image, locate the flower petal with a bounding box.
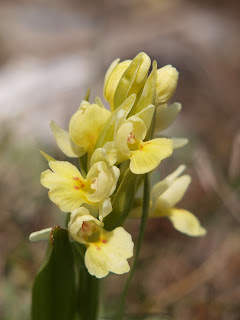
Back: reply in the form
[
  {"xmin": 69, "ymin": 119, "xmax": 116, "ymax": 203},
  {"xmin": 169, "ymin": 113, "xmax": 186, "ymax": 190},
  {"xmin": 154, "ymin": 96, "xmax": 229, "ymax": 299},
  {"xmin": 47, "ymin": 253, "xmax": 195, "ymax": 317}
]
[
  {"xmin": 155, "ymin": 102, "xmax": 181, "ymax": 132},
  {"xmin": 115, "ymin": 121, "xmax": 133, "ymax": 156},
  {"xmin": 151, "ymin": 181, "xmax": 170, "ymax": 207},
  {"xmin": 168, "ymin": 208, "xmax": 207, "ymax": 237},
  {"xmin": 96, "ymin": 94, "xmax": 136, "ymax": 149},
  {"xmin": 130, "ymin": 138, "xmax": 173, "ymax": 174},
  {"xmin": 99, "ymin": 198, "xmax": 112, "ymax": 221},
  {"xmin": 104, "ymin": 59, "xmax": 132, "ymax": 110},
  {"xmin": 151, "ymin": 165, "xmax": 187, "ymax": 205},
  {"xmin": 87, "ymin": 161, "xmax": 119, "ymax": 202},
  {"xmin": 85, "ymin": 227, "xmax": 133, "ymax": 278},
  {"xmin": 155, "ymin": 175, "xmax": 191, "ymax": 210},
  {"xmin": 50, "ymin": 121, "xmax": 85, "ymax": 158},
  {"xmin": 165, "ymin": 165, "xmax": 187, "ymax": 184},
  {"xmin": 172, "ymin": 138, "xmax": 189, "ymax": 149},
  {"xmin": 115, "ymin": 116, "xmax": 147, "ymax": 157},
  {"xmin": 103, "ymin": 58, "xmax": 120, "ymax": 98},
  {"xmin": 103, "ymin": 142, "xmax": 119, "ymax": 166},
  {"xmin": 68, "ymin": 207, "xmax": 103, "ymax": 244},
  {"xmin": 41, "ymin": 161, "xmax": 87, "ymax": 212},
  {"xmin": 69, "ymin": 104, "xmax": 111, "ymax": 153},
  {"xmin": 134, "ymin": 104, "xmax": 155, "ymax": 131}
]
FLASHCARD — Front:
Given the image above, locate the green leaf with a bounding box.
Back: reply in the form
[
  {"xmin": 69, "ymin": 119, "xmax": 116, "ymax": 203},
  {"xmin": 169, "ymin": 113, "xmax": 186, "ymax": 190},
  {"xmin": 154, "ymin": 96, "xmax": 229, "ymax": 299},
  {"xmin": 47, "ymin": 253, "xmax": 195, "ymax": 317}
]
[
  {"xmin": 104, "ymin": 169, "xmax": 139, "ymax": 231},
  {"xmin": 78, "ymin": 263, "xmax": 100, "ymax": 320},
  {"xmin": 31, "ymin": 227, "xmax": 76, "ymax": 320},
  {"xmin": 72, "ymin": 242, "xmax": 100, "ymax": 320}
]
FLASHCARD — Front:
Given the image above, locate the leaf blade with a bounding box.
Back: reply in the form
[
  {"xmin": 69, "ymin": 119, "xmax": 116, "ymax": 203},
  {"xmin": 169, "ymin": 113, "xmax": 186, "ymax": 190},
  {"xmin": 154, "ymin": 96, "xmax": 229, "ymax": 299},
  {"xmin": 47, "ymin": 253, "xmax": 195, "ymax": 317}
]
[{"xmin": 31, "ymin": 228, "xmax": 76, "ymax": 320}]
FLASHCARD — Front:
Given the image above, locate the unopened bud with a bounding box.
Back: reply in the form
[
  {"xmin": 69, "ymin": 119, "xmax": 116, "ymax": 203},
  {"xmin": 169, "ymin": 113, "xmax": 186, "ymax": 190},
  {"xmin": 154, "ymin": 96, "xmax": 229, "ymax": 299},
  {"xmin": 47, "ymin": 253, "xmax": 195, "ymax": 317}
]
[
  {"xmin": 104, "ymin": 59, "xmax": 131, "ymax": 109},
  {"xmin": 129, "ymin": 52, "xmax": 151, "ymax": 93},
  {"xmin": 156, "ymin": 65, "xmax": 179, "ymax": 105}
]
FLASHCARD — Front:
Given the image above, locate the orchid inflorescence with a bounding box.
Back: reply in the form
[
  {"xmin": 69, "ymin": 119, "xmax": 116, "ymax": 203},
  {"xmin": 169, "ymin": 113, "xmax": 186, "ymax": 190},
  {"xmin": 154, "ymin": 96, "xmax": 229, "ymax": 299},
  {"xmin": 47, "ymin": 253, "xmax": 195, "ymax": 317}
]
[{"xmin": 30, "ymin": 52, "xmax": 206, "ymax": 279}]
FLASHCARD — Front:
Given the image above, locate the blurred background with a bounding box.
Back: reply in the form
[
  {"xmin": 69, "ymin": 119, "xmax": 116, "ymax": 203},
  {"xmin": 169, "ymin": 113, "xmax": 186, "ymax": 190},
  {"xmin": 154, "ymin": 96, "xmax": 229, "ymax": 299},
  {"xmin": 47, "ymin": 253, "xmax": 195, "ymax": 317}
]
[{"xmin": 0, "ymin": 0, "xmax": 240, "ymax": 319}]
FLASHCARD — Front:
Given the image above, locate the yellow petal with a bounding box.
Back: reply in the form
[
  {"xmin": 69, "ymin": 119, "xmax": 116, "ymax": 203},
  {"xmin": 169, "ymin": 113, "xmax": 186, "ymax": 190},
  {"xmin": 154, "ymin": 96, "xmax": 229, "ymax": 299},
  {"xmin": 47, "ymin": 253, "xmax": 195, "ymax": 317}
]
[
  {"xmin": 151, "ymin": 165, "xmax": 187, "ymax": 211},
  {"xmin": 115, "ymin": 116, "xmax": 147, "ymax": 157},
  {"xmin": 103, "ymin": 58, "xmax": 120, "ymax": 92},
  {"xmin": 68, "ymin": 207, "xmax": 103, "ymax": 244},
  {"xmin": 87, "ymin": 161, "xmax": 119, "ymax": 202},
  {"xmin": 151, "ymin": 181, "xmax": 170, "ymax": 206},
  {"xmin": 41, "ymin": 161, "xmax": 87, "ymax": 212},
  {"xmin": 155, "ymin": 175, "xmax": 191, "ymax": 210},
  {"xmin": 130, "ymin": 138, "xmax": 173, "ymax": 174},
  {"xmin": 115, "ymin": 121, "xmax": 133, "ymax": 156},
  {"xmin": 155, "ymin": 102, "xmax": 181, "ymax": 132},
  {"xmin": 90, "ymin": 148, "xmax": 109, "ymax": 167},
  {"xmin": 50, "ymin": 121, "xmax": 85, "ymax": 158},
  {"xmin": 104, "ymin": 59, "xmax": 132, "ymax": 110},
  {"xmin": 127, "ymin": 116, "xmax": 147, "ymax": 140},
  {"xmin": 165, "ymin": 165, "xmax": 186, "ymax": 184},
  {"xmin": 104, "ymin": 58, "xmax": 120, "ymax": 96},
  {"xmin": 128, "ymin": 53, "xmax": 151, "ymax": 95},
  {"xmin": 85, "ymin": 227, "xmax": 134, "ymax": 278},
  {"xmin": 168, "ymin": 208, "xmax": 207, "ymax": 237},
  {"xmin": 172, "ymin": 138, "xmax": 189, "ymax": 149},
  {"xmin": 95, "ymin": 94, "xmax": 136, "ymax": 149},
  {"xmin": 134, "ymin": 104, "xmax": 155, "ymax": 131},
  {"xmin": 98, "ymin": 198, "xmax": 112, "ymax": 221},
  {"xmin": 103, "ymin": 142, "xmax": 119, "ymax": 166},
  {"xmin": 69, "ymin": 104, "xmax": 111, "ymax": 153}
]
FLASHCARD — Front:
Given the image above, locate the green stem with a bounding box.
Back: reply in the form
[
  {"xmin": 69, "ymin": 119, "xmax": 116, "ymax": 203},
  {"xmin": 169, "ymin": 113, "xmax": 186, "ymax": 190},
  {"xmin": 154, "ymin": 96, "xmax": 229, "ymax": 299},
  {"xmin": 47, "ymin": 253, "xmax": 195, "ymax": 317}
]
[{"xmin": 114, "ymin": 174, "xmax": 150, "ymax": 320}]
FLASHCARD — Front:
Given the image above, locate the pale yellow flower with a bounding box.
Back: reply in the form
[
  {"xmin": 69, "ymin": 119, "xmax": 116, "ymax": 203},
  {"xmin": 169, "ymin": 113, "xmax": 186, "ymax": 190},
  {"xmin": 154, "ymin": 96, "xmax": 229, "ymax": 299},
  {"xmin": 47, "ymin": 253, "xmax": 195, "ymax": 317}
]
[
  {"xmin": 41, "ymin": 160, "xmax": 119, "ymax": 220},
  {"xmin": 102, "ymin": 106, "xmax": 173, "ymax": 174},
  {"xmin": 68, "ymin": 207, "xmax": 134, "ymax": 278},
  {"xmin": 29, "ymin": 207, "xmax": 134, "ymax": 278},
  {"xmin": 131, "ymin": 165, "xmax": 206, "ymax": 237},
  {"xmin": 152, "ymin": 165, "xmax": 206, "ymax": 236},
  {"xmin": 50, "ymin": 101, "xmax": 111, "ymax": 157}
]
